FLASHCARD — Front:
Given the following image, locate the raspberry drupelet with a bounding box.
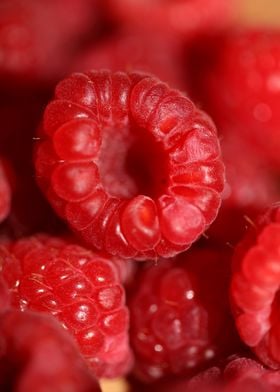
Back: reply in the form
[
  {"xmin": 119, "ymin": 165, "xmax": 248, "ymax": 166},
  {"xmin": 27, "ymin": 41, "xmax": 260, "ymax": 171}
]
[
  {"xmin": 231, "ymin": 202, "xmax": 280, "ymax": 369},
  {"xmin": 0, "ymin": 310, "xmax": 101, "ymax": 392},
  {"xmin": 129, "ymin": 247, "xmax": 239, "ymax": 382},
  {"xmin": 0, "ymin": 234, "xmax": 132, "ymax": 378},
  {"xmin": 34, "ymin": 70, "xmax": 225, "ymax": 260}
]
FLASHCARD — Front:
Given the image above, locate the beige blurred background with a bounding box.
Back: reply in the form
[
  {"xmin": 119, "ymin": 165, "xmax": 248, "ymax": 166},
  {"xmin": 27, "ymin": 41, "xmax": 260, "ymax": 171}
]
[
  {"xmin": 236, "ymin": 0, "xmax": 280, "ymax": 26},
  {"xmin": 101, "ymin": 1, "xmax": 279, "ymax": 391}
]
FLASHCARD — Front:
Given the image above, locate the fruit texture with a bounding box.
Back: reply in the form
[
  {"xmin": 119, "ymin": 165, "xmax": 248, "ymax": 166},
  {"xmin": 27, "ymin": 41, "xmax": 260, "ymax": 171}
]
[
  {"xmin": 0, "ymin": 234, "xmax": 132, "ymax": 378},
  {"xmin": 189, "ymin": 30, "xmax": 280, "ymax": 169},
  {"xmin": 129, "ymin": 247, "xmax": 239, "ymax": 382},
  {"xmin": 131, "ymin": 356, "xmax": 280, "ymax": 392},
  {"xmin": 231, "ymin": 203, "xmax": 280, "ymax": 369},
  {"xmin": 34, "ymin": 70, "xmax": 225, "ymax": 260},
  {"xmin": 0, "ymin": 309, "xmax": 101, "ymax": 392},
  {"xmin": 105, "ymin": 0, "xmax": 233, "ymax": 40}
]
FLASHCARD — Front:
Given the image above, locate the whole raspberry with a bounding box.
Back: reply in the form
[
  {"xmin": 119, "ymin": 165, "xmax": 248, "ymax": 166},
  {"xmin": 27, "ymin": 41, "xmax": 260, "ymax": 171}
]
[
  {"xmin": 0, "ymin": 309, "xmax": 101, "ymax": 392},
  {"xmin": 72, "ymin": 31, "xmax": 185, "ymax": 90},
  {"xmin": 189, "ymin": 30, "xmax": 280, "ymax": 169},
  {"xmin": 129, "ymin": 247, "xmax": 238, "ymax": 382},
  {"xmin": 34, "ymin": 70, "xmax": 225, "ymax": 260},
  {"xmin": 0, "ymin": 159, "xmax": 11, "ymax": 224},
  {"xmin": 0, "ymin": 234, "xmax": 132, "ymax": 378},
  {"xmin": 105, "ymin": 0, "xmax": 233, "ymax": 40},
  {"xmin": 231, "ymin": 202, "xmax": 280, "ymax": 369}
]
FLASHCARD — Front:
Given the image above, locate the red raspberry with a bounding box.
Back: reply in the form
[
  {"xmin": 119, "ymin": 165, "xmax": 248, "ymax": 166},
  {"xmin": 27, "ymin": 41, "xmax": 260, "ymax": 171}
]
[
  {"xmin": 72, "ymin": 31, "xmax": 185, "ymax": 90},
  {"xmin": 0, "ymin": 159, "xmax": 11, "ymax": 224},
  {"xmin": 207, "ymin": 135, "xmax": 279, "ymax": 245},
  {"xmin": 0, "ymin": 0, "xmax": 96, "ymax": 86},
  {"xmin": 34, "ymin": 70, "xmax": 225, "ymax": 260},
  {"xmin": 0, "ymin": 309, "xmax": 101, "ymax": 392},
  {"xmin": 129, "ymin": 247, "xmax": 239, "ymax": 382},
  {"xmin": 189, "ymin": 30, "xmax": 280, "ymax": 169},
  {"xmin": 105, "ymin": 0, "xmax": 233, "ymax": 40},
  {"xmin": 186, "ymin": 357, "xmax": 280, "ymax": 392},
  {"xmin": 231, "ymin": 202, "xmax": 280, "ymax": 369},
  {"xmin": 0, "ymin": 234, "xmax": 132, "ymax": 378},
  {"xmin": 132, "ymin": 357, "xmax": 280, "ymax": 392}
]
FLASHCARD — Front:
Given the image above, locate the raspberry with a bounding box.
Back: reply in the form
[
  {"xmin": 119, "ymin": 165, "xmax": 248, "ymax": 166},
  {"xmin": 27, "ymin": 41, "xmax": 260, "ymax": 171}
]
[
  {"xmin": 132, "ymin": 357, "xmax": 280, "ymax": 392},
  {"xmin": 186, "ymin": 357, "xmax": 280, "ymax": 392},
  {"xmin": 189, "ymin": 30, "xmax": 280, "ymax": 169},
  {"xmin": 129, "ymin": 247, "xmax": 239, "ymax": 382},
  {"xmin": 105, "ymin": 0, "xmax": 233, "ymax": 40},
  {"xmin": 0, "ymin": 234, "xmax": 132, "ymax": 378},
  {"xmin": 231, "ymin": 202, "xmax": 280, "ymax": 369},
  {"xmin": 0, "ymin": 0, "xmax": 96, "ymax": 86},
  {"xmin": 0, "ymin": 309, "xmax": 101, "ymax": 392},
  {"xmin": 72, "ymin": 31, "xmax": 185, "ymax": 89},
  {"xmin": 0, "ymin": 158, "xmax": 11, "ymax": 224},
  {"xmin": 34, "ymin": 70, "xmax": 225, "ymax": 260}
]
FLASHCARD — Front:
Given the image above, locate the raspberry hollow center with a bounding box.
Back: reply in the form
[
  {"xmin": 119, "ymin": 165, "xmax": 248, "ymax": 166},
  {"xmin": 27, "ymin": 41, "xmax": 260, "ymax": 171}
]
[{"xmin": 98, "ymin": 121, "xmax": 168, "ymax": 199}]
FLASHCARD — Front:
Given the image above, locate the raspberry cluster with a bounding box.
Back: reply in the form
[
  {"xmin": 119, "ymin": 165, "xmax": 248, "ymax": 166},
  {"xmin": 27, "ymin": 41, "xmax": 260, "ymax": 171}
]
[{"xmin": 1, "ymin": 1, "xmax": 280, "ymax": 391}]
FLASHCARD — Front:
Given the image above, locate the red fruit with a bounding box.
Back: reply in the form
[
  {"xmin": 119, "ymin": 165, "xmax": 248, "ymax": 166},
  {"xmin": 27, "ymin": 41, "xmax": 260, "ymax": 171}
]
[
  {"xmin": 34, "ymin": 70, "xmax": 225, "ymax": 260},
  {"xmin": 133, "ymin": 357, "xmax": 280, "ymax": 392},
  {"xmin": 0, "ymin": 309, "xmax": 101, "ymax": 392},
  {"xmin": 129, "ymin": 247, "xmax": 239, "ymax": 382},
  {"xmin": 72, "ymin": 31, "xmax": 185, "ymax": 89},
  {"xmin": 231, "ymin": 202, "xmax": 280, "ymax": 369},
  {"xmin": 0, "ymin": 234, "xmax": 132, "ymax": 378},
  {"xmin": 0, "ymin": 0, "xmax": 96, "ymax": 86},
  {"xmin": 189, "ymin": 30, "xmax": 280, "ymax": 169},
  {"xmin": 0, "ymin": 159, "xmax": 11, "ymax": 224},
  {"xmin": 105, "ymin": 0, "xmax": 233, "ymax": 40}
]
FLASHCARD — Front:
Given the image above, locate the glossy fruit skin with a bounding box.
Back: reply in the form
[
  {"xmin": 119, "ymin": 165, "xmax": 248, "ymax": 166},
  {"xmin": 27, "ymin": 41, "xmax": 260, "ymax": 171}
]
[
  {"xmin": 129, "ymin": 247, "xmax": 239, "ymax": 382},
  {"xmin": 105, "ymin": 0, "xmax": 233, "ymax": 40},
  {"xmin": 0, "ymin": 309, "xmax": 101, "ymax": 392},
  {"xmin": 34, "ymin": 70, "xmax": 225, "ymax": 260},
  {"xmin": 231, "ymin": 203, "xmax": 280, "ymax": 369},
  {"xmin": 0, "ymin": 234, "xmax": 132, "ymax": 378},
  {"xmin": 190, "ymin": 30, "xmax": 280, "ymax": 169}
]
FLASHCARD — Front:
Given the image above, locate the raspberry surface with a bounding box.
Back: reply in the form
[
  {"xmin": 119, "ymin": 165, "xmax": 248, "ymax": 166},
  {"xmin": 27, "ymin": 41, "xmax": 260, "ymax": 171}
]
[
  {"xmin": 0, "ymin": 234, "xmax": 132, "ymax": 378},
  {"xmin": 0, "ymin": 309, "xmax": 101, "ymax": 392},
  {"xmin": 34, "ymin": 70, "xmax": 225, "ymax": 260},
  {"xmin": 189, "ymin": 30, "xmax": 280, "ymax": 169},
  {"xmin": 129, "ymin": 247, "xmax": 238, "ymax": 382},
  {"xmin": 231, "ymin": 203, "xmax": 280, "ymax": 369},
  {"xmin": 105, "ymin": 0, "xmax": 233, "ymax": 39},
  {"xmin": 131, "ymin": 357, "xmax": 280, "ymax": 392}
]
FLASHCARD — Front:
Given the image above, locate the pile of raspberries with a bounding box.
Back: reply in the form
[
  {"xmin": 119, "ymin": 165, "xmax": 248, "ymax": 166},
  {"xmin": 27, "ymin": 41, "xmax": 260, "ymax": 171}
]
[{"xmin": 1, "ymin": 1, "xmax": 280, "ymax": 391}]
